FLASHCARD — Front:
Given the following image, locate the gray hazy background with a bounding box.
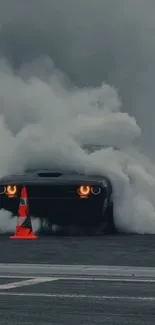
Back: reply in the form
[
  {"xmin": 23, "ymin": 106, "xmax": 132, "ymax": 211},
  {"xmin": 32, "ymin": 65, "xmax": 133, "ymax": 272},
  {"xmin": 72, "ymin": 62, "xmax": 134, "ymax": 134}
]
[
  {"xmin": 1, "ymin": 0, "xmax": 155, "ymax": 234},
  {"xmin": 0, "ymin": 0, "xmax": 155, "ymax": 154}
]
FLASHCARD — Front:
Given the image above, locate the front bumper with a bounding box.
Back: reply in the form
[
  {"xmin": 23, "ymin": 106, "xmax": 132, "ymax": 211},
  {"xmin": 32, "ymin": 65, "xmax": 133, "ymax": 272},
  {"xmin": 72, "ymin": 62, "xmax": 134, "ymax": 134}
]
[{"xmin": 0, "ymin": 196, "xmax": 107, "ymax": 227}]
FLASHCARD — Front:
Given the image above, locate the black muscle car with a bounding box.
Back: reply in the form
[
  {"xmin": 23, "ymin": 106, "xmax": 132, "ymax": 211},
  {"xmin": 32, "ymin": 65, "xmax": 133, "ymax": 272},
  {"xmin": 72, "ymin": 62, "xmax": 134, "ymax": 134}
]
[{"xmin": 0, "ymin": 145, "xmax": 116, "ymax": 235}]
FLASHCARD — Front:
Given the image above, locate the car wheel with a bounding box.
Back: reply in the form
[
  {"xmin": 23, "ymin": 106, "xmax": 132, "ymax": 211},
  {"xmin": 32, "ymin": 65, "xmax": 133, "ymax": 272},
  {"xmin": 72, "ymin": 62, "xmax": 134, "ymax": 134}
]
[
  {"xmin": 102, "ymin": 203, "xmax": 116, "ymax": 234},
  {"xmin": 96, "ymin": 203, "xmax": 116, "ymax": 235},
  {"xmin": 82, "ymin": 203, "xmax": 115, "ymax": 236},
  {"xmin": 40, "ymin": 219, "xmax": 52, "ymax": 234}
]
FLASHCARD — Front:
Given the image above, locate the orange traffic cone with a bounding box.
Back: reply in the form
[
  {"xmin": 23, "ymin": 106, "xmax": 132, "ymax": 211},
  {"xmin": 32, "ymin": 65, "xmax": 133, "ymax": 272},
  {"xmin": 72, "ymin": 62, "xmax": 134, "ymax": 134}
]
[{"xmin": 10, "ymin": 186, "xmax": 38, "ymax": 240}]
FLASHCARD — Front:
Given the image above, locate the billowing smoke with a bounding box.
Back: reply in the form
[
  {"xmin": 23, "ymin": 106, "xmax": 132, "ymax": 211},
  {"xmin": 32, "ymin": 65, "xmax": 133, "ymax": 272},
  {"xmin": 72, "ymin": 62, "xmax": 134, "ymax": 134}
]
[
  {"xmin": 0, "ymin": 210, "xmax": 40, "ymax": 234},
  {"xmin": 0, "ymin": 0, "xmax": 155, "ymax": 233}
]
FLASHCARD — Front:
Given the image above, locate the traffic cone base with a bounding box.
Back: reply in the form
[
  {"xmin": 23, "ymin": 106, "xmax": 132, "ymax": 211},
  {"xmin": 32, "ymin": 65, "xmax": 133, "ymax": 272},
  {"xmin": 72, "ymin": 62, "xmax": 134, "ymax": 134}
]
[
  {"xmin": 10, "ymin": 225, "xmax": 38, "ymax": 239},
  {"xmin": 10, "ymin": 235, "xmax": 38, "ymax": 240}
]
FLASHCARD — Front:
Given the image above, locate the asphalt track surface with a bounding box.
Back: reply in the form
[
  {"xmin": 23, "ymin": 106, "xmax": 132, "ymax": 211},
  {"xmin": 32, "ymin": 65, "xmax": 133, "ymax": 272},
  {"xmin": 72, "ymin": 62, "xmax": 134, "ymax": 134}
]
[
  {"xmin": 1, "ymin": 234, "xmax": 155, "ymax": 324},
  {"xmin": 0, "ymin": 234, "xmax": 155, "ymax": 266}
]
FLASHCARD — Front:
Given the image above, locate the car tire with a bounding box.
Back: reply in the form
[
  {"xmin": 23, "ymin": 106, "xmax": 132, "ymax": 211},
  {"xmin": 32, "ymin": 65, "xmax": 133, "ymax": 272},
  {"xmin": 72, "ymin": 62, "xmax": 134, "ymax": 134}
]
[{"xmin": 84, "ymin": 203, "xmax": 116, "ymax": 236}]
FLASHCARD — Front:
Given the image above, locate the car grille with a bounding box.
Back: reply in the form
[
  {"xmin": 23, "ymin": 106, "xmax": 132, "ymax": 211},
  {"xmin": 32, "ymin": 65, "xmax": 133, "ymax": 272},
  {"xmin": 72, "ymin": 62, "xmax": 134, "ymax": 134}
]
[{"xmin": 26, "ymin": 184, "xmax": 79, "ymax": 199}]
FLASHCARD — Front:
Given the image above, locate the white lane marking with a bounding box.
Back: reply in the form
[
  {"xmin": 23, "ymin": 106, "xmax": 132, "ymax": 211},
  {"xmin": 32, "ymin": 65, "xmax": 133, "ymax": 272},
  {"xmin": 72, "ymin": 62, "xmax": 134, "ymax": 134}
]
[
  {"xmin": 39, "ymin": 277, "xmax": 155, "ymax": 283},
  {"xmin": 0, "ymin": 275, "xmax": 36, "ymax": 279},
  {"xmin": 1, "ymin": 263, "xmax": 155, "ymax": 278},
  {"xmin": 0, "ymin": 292, "xmax": 154, "ymax": 301},
  {"xmin": 0, "ymin": 277, "xmax": 58, "ymax": 290},
  {"xmin": 0, "ymin": 275, "xmax": 155, "ymax": 283}
]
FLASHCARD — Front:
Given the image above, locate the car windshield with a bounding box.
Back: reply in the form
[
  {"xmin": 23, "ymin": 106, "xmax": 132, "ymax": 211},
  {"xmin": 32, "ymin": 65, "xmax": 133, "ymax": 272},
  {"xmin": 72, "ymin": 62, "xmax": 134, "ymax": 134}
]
[{"xmin": 83, "ymin": 144, "xmax": 119, "ymax": 152}]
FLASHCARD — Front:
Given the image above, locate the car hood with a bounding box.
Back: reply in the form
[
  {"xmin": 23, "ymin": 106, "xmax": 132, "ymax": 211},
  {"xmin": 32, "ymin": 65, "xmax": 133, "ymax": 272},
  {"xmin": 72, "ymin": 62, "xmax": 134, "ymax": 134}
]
[{"xmin": 0, "ymin": 170, "xmax": 110, "ymax": 187}]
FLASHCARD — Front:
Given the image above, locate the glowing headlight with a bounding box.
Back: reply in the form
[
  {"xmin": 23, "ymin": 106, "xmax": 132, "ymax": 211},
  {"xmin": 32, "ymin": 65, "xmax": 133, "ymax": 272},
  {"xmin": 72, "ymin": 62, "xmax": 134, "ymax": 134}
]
[
  {"xmin": 6, "ymin": 185, "xmax": 17, "ymax": 196},
  {"xmin": 78, "ymin": 186, "xmax": 91, "ymax": 196}
]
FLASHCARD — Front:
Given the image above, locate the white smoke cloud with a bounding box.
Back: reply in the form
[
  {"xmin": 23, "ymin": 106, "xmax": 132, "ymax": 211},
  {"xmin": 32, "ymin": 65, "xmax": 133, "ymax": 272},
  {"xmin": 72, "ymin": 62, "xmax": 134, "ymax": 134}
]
[
  {"xmin": 1, "ymin": 0, "xmax": 155, "ymax": 151},
  {"xmin": 0, "ymin": 210, "xmax": 40, "ymax": 234},
  {"xmin": 0, "ymin": 0, "xmax": 155, "ymax": 233},
  {"xmin": 0, "ymin": 57, "xmax": 155, "ymax": 234}
]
